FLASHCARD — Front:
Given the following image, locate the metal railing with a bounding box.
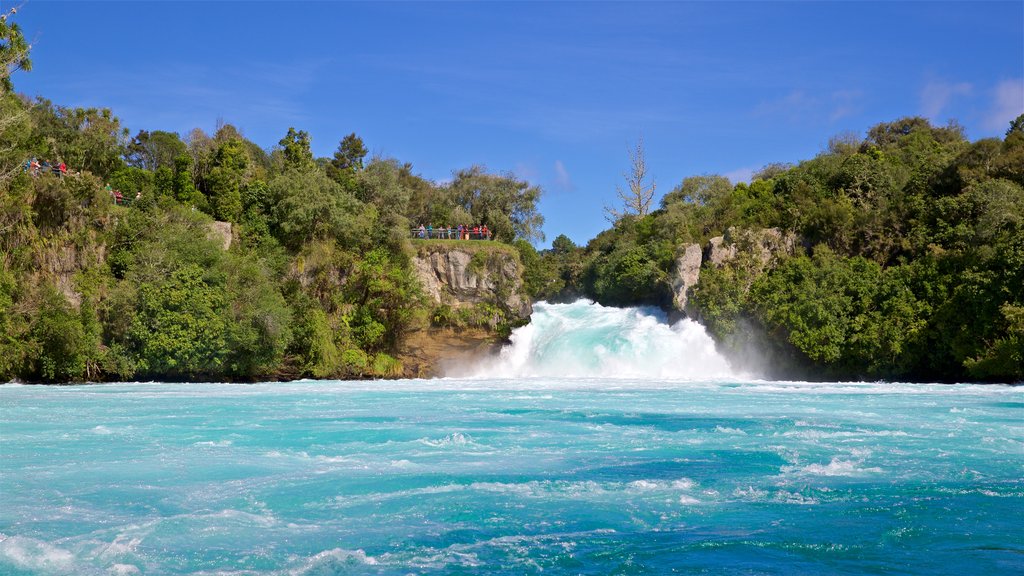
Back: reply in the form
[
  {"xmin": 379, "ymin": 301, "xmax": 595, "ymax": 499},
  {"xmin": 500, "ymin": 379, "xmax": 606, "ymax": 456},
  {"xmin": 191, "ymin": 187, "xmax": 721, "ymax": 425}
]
[{"xmin": 411, "ymin": 228, "xmax": 493, "ymax": 240}]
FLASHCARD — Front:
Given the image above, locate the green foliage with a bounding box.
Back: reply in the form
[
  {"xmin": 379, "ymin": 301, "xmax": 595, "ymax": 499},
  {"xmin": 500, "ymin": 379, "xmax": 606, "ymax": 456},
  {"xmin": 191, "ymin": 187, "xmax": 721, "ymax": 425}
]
[
  {"xmin": 126, "ymin": 264, "xmax": 228, "ymax": 378},
  {"xmin": 343, "ymin": 248, "xmax": 424, "ymax": 351},
  {"xmin": 223, "ymin": 255, "xmax": 293, "ymax": 378},
  {"xmin": 28, "ymin": 100, "xmax": 127, "ymax": 179},
  {"xmin": 965, "ymin": 304, "xmax": 1024, "ymax": 381},
  {"xmin": 291, "ymin": 306, "xmax": 340, "ymax": 379},
  {"xmin": 278, "ymin": 127, "xmax": 314, "ymax": 172},
  {"xmin": 750, "ymin": 248, "xmax": 882, "ymax": 370},
  {"xmin": 0, "ymin": 269, "xmax": 28, "ymax": 379},
  {"xmin": 270, "ymin": 169, "xmax": 372, "ymax": 250},
  {"xmin": 573, "ymin": 116, "xmax": 1021, "ymax": 381},
  {"xmin": 447, "ymin": 166, "xmax": 545, "ymax": 243},
  {"xmin": 125, "ymin": 130, "xmax": 187, "ymax": 171},
  {"xmin": 1, "ymin": 4, "xmax": 32, "ymax": 92},
  {"xmin": 340, "ymin": 348, "xmax": 369, "ymax": 374},
  {"xmin": 371, "ymin": 353, "xmax": 403, "ymax": 377},
  {"xmin": 688, "ymin": 254, "xmax": 762, "ymax": 343},
  {"xmin": 514, "ymin": 239, "xmax": 564, "ymax": 300},
  {"xmin": 0, "ymin": 60, "xmax": 544, "ymax": 384},
  {"xmin": 28, "ymin": 285, "xmax": 89, "ymax": 381}
]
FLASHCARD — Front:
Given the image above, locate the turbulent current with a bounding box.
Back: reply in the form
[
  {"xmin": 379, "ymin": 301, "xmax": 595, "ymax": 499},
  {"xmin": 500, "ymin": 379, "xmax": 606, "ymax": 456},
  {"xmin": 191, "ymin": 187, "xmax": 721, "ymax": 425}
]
[{"xmin": 1, "ymin": 301, "xmax": 1022, "ymax": 575}]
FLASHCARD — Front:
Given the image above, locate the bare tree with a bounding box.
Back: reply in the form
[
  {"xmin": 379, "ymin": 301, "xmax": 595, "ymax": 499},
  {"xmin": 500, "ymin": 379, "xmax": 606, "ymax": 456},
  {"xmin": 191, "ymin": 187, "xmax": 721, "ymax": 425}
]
[{"xmin": 605, "ymin": 137, "xmax": 656, "ymax": 223}]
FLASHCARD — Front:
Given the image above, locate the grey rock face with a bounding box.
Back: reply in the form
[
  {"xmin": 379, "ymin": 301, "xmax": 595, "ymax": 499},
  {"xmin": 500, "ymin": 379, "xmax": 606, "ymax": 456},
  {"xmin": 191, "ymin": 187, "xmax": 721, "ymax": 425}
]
[
  {"xmin": 207, "ymin": 221, "xmax": 232, "ymax": 251},
  {"xmin": 411, "ymin": 248, "xmax": 532, "ymax": 320},
  {"xmin": 670, "ymin": 243, "xmax": 703, "ymax": 311},
  {"xmin": 706, "ymin": 227, "xmax": 800, "ymax": 268},
  {"xmin": 671, "ymin": 227, "xmax": 803, "ymax": 313}
]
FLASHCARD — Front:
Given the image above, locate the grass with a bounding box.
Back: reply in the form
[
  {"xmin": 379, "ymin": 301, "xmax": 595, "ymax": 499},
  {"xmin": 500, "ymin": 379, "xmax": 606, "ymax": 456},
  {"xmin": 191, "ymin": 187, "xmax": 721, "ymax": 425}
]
[{"xmin": 411, "ymin": 238, "xmax": 519, "ymax": 257}]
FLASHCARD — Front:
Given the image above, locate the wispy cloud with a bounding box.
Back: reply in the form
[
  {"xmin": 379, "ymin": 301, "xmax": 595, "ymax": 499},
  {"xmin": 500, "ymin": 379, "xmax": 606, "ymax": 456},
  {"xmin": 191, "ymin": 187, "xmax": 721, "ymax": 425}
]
[
  {"xmin": 755, "ymin": 89, "xmax": 866, "ymax": 125},
  {"xmin": 514, "ymin": 162, "xmax": 540, "ymax": 183},
  {"xmin": 753, "ymin": 90, "xmax": 816, "ymax": 119},
  {"xmin": 55, "ymin": 58, "xmax": 330, "ymax": 138},
  {"xmin": 723, "ymin": 166, "xmax": 755, "ymax": 185},
  {"xmin": 830, "ymin": 89, "xmax": 864, "ymax": 122},
  {"xmin": 984, "ymin": 78, "xmax": 1024, "ymax": 132},
  {"xmin": 553, "ymin": 160, "xmax": 574, "ymax": 192},
  {"xmin": 920, "ymin": 79, "xmax": 972, "ymax": 120}
]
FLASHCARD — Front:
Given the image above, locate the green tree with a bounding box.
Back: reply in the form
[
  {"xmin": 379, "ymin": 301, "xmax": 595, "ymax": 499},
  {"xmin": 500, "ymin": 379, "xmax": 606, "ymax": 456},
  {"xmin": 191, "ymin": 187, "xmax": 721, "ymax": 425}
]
[
  {"xmin": 207, "ymin": 137, "xmax": 249, "ymax": 221},
  {"xmin": 125, "ymin": 130, "xmax": 187, "ymax": 171},
  {"xmin": 223, "ymin": 256, "xmax": 293, "ymax": 378},
  {"xmin": 28, "ymin": 285, "xmax": 89, "ymax": 382},
  {"xmin": 127, "ymin": 264, "xmax": 228, "ymax": 378},
  {"xmin": 278, "ymin": 127, "xmax": 314, "ymax": 171},
  {"xmin": 447, "ymin": 166, "xmax": 545, "ymax": 242},
  {"xmin": 333, "ymin": 132, "xmax": 367, "ymax": 172},
  {"xmin": 28, "ymin": 101, "xmax": 127, "ymax": 178},
  {"xmin": 270, "ymin": 169, "xmax": 372, "ymax": 250},
  {"xmin": 0, "ymin": 3, "xmax": 31, "ymax": 92}
]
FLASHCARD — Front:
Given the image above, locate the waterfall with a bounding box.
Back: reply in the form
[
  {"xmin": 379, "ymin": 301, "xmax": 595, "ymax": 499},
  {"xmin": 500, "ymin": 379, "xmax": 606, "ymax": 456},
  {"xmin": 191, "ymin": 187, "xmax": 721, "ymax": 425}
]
[{"xmin": 467, "ymin": 300, "xmax": 738, "ymax": 380}]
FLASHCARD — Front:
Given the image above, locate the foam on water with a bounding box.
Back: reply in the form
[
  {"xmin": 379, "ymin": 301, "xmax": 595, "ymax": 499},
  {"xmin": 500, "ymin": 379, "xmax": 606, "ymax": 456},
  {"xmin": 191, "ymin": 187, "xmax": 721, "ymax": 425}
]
[
  {"xmin": 469, "ymin": 300, "xmax": 738, "ymax": 379},
  {"xmin": 1, "ymin": 299, "xmax": 1022, "ymax": 574}
]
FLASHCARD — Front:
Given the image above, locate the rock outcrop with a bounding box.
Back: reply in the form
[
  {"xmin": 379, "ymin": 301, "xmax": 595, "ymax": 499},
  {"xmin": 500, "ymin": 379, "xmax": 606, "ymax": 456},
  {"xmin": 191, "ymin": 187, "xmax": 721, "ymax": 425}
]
[
  {"xmin": 411, "ymin": 245, "xmax": 531, "ymax": 319},
  {"xmin": 671, "ymin": 227, "xmax": 803, "ymax": 313},
  {"xmin": 670, "ymin": 243, "xmax": 703, "ymax": 311},
  {"xmin": 207, "ymin": 221, "xmax": 232, "ymax": 251},
  {"xmin": 400, "ymin": 244, "xmax": 532, "ymax": 378},
  {"xmin": 706, "ymin": 227, "xmax": 800, "ymax": 269}
]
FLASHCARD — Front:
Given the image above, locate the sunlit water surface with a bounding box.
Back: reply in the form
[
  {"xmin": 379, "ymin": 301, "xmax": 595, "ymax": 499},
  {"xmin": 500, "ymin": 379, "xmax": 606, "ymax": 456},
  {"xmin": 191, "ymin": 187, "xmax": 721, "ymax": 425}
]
[
  {"xmin": 2, "ymin": 302, "xmax": 1022, "ymax": 574},
  {"xmin": 2, "ymin": 378, "xmax": 1022, "ymax": 575}
]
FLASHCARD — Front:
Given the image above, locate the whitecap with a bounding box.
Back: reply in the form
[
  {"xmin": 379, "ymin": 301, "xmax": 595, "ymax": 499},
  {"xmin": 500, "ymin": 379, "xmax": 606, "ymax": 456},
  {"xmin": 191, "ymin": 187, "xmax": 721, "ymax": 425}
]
[
  {"xmin": 733, "ymin": 486, "xmax": 768, "ymax": 500},
  {"xmin": 672, "ymin": 478, "xmax": 697, "ymax": 490},
  {"xmin": 0, "ymin": 534, "xmax": 77, "ymax": 572},
  {"xmin": 419, "ymin": 432, "xmax": 474, "ymax": 447},
  {"xmin": 192, "ymin": 440, "xmax": 232, "ymax": 447},
  {"xmin": 786, "ymin": 458, "xmax": 883, "ymax": 476},
  {"xmin": 289, "ymin": 548, "xmax": 379, "ymax": 575}
]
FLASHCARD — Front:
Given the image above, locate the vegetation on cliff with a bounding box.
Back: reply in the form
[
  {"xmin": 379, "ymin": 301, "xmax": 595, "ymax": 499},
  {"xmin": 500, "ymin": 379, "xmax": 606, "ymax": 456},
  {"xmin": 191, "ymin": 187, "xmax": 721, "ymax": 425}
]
[
  {"xmin": 531, "ymin": 117, "xmax": 1024, "ymax": 382},
  {"xmin": 3, "ymin": 14, "xmax": 1020, "ymax": 383},
  {"xmin": 0, "ymin": 22, "xmax": 540, "ymax": 382}
]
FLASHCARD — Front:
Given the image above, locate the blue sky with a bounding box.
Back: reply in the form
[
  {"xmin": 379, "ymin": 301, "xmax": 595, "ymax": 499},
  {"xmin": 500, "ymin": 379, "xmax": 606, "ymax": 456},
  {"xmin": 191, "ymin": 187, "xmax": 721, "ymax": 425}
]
[{"xmin": 13, "ymin": 1, "xmax": 1024, "ymax": 245}]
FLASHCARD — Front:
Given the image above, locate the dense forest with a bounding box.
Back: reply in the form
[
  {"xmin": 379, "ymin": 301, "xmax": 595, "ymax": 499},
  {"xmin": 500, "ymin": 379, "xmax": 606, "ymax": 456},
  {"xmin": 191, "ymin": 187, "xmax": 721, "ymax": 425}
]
[
  {"xmin": 0, "ymin": 11, "xmax": 543, "ymax": 382},
  {"xmin": 3, "ymin": 11, "xmax": 1022, "ymax": 383},
  {"xmin": 526, "ymin": 117, "xmax": 1024, "ymax": 382}
]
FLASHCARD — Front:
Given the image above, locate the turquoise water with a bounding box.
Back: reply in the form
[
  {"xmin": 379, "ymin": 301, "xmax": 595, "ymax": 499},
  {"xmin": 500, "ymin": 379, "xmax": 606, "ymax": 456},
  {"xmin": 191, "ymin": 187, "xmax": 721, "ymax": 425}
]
[{"xmin": 1, "ymin": 303, "xmax": 1022, "ymax": 575}]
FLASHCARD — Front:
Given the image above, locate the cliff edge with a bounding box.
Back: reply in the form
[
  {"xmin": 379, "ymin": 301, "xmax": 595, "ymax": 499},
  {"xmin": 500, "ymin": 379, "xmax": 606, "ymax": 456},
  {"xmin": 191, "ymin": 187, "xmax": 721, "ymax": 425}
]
[{"xmin": 397, "ymin": 242, "xmax": 532, "ymax": 377}]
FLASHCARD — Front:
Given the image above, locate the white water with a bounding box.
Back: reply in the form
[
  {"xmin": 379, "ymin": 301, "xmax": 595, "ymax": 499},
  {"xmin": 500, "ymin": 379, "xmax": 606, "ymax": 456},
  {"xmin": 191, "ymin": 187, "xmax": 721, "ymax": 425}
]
[{"xmin": 468, "ymin": 300, "xmax": 739, "ymax": 379}]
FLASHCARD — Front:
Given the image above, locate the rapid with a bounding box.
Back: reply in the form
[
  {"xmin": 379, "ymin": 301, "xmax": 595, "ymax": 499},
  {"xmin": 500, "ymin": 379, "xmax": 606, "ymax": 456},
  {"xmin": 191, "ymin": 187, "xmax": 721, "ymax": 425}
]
[{"xmin": 1, "ymin": 300, "xmax": 1021, "ymax": 575}]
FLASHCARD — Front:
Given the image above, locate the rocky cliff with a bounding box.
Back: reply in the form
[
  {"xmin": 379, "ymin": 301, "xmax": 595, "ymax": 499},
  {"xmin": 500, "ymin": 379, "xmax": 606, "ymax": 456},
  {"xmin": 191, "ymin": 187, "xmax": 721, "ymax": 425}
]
[
  {"xmin": 410, "ymin": 243, "xmax": 532, "ymax": 319},
  {"xmin": 398, "ymin": 243, "xmax": 532, "ymax": 377},
  {"xmin": 671, "ymin": 227, "xmax": 802, "ymax": 312}
]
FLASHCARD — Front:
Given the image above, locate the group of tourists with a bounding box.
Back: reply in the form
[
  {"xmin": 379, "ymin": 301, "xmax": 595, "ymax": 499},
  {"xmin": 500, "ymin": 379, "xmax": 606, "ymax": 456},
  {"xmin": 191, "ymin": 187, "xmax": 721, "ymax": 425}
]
[
  {"xmin": 23, "ymin": 157, "xmax": 140, "ymax": 206},
  {"xmin": 415, "ymin": 223, "xmax": 493, "ymax": 240},
  {"xmin": 24, "ymin": 158, "xmax": 68, "ymax": 177},
  {"xmin": 104, "ymin": 183, "xmax": 140, "ymax": 206}
]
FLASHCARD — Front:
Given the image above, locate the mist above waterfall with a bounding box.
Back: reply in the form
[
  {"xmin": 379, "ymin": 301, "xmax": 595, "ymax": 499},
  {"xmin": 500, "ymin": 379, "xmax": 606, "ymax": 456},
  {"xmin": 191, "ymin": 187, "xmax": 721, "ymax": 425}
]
[{"xmin": 464, "ymin": 300, "xmax": 741, "ymax": 380}]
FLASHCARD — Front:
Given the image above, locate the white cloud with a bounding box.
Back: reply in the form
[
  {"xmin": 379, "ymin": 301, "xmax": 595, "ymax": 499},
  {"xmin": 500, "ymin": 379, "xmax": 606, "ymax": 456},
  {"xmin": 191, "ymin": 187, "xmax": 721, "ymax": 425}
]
[
  {"xmin": 723, "ymin": 166, "xmax": 755, "ymax": 185},
  {"xmin": 920, "ymin": 79, "xmax": 973, "ymax": 120},
  {"xmin": 513, "ymin": 162, "xmax": 540, "ymax": 182},
  {"xmin": 984, "ymin": 78, "xmax": 1024, "ymax": 132},
  {"xmin": 829, "ymin": 89, "xmax": 864, "ymax": 122},
  {"xmin": 553, "ymin": 160, "xmax": 574, "ymax": 191},
  {"xmin": 753, "ymin": 90, "xmax": 816, "ymax": 119}
]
